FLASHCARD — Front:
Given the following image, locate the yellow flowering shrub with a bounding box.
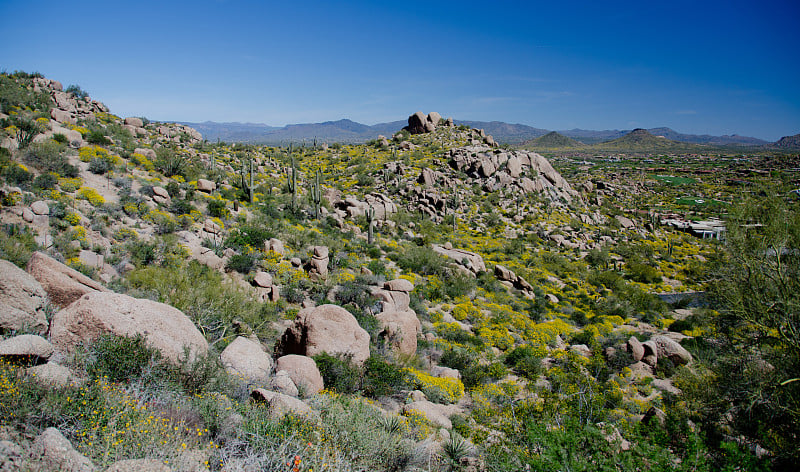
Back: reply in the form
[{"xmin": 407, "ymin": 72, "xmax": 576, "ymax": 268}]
[
  {"xmin": 58, "ymin": 177, "xmax": 82, "ymax": 193},
  {"xmin": 79, "ymin": 145, "xmax": 110, "ymax": 162},
  {"xmin": 452, "ymin": 300, "xmax": 481, "ymax": 321},
  {"xmin": 77, "ymin": 187, "xmax": 105, "ymax": 206},
  {"xmin": 403, "ymin": 367, "xmax": 464, "ymax": 404},
  {"xmin": 130, "ymin": 152, "xmax": 155, "ymax": 171},
  {"xmin": 64, "ymin": 212, "xmax": 81, "ymax": 225}
]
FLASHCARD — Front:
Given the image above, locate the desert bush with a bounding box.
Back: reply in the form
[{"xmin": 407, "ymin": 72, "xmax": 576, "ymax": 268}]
[
  {"xmin": 504, "ymin": 345, "xmax": 543, "ymax": 380},
  {"xmin": 0, "ymin": 223, "xmax": 38, "ymax": 268},
  {"xmin": 88, "ymin": 333, "xmax": 162, "ymax": 382},
  {"xmin": 226, "ymin": 254, "xmax": 256, "ymax": 274},
  {"xmin": 88, "ymin": 156, "xmax": 112, "ymax": 174},
  {"xmin": 362, "ymin": 355, "xmax": 405, "ymax": 398},
  {"xmin": 85, "ymin": 129, "xmax": 111, "ymax": 145},
  {"xmin": 22, "ymin": 141, "xmax": 78, "ymax": 177},
  {"xmin": 207, "ymin": 199, "xmax": 229, "ymax": 219},
  {"xmin": 313, "ymin": 352, "xmax": 362, "ymax": 394},
  {"xmin": 125, "ymin": 261, "xmax": 277, "ymax": 344}
]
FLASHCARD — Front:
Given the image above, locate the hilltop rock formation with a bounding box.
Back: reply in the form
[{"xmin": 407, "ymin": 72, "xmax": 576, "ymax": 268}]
[
  {"xmin": 449, "ymin": 145, "xmax": 577, "ymax": 201},
  {"xmin": 404, "ymin": 111, "xmax": 451, "ymax": 135}
]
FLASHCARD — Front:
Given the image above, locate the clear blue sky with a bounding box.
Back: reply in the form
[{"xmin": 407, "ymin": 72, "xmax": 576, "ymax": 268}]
[{"xmin": 2, "ymin": 0, "xmax": 799, "ymax": 140}]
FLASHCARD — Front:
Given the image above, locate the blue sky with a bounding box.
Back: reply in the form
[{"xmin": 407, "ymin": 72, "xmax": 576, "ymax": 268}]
[{"xmin": 1, "ymin": 0, "xmax": 799, "ymax": 140}]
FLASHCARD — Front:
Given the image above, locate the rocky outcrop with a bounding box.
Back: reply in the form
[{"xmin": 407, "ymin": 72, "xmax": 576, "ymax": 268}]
[
  {"xmin": 493, "ymin": 264, "xmax": 534, "ymax": 296},
  {"xmin": 306, "ymin": 246, "xmax": 329, "ymax": 279},
  {"xmin": 220, "ymin": 336, "xmax": 273, "ymax": 384},
  {"xmin": 50, "ymin": 292, "xmax": 208, "ymax": 364},
  {"xmin": 431, "ymin": 245, "xmax": 486, "ymax": 275},
  {"xmin": 403, "ymin": 111, "xmax": 453, "ymax": 135},
  {"xmin": 275, "ymin": 304, "xmax": 370, "ymax": 365},
  {"xmin": 335, "ymin": 193, "xmax": 398, "ymax": 220},
  {"xmin": 652, "ymin": 335, "xmax": 693, "ymax": 365},
  {"xmin": 25, "ymin": 252, "xmax": 108, "ymax": 308},
  {"xmin": 449, "ymin": 145, "xmax": 577, "ymax": 202},
  {"xmin": 374, "ymin": 278, "xmax": 414, "ymax": 312},
  {"xmin": 0, "ymin": 259, "xmax": 49, "ymax": 334}
]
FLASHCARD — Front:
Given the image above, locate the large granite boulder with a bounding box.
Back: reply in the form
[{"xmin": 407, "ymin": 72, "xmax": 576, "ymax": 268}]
[
  {"xmin": 25, "ymin": 252, "xmax": 108, "ymax": 308},
  {"xmin": 50, "ymin": 292, "xmax": 208, "ymax": 364},
  {"xmin": 274, "ymin": 354, "xmax": 324, "ymax": 395},
  {"xmin": 275, "ymin": 304, "xmax": 370, "ymax": 365},
  {"xmin": 0, "ymin": 259, "xmax": 49, "ymax": 333},
  {"xmin": 376, "ymin": 310, "xmax": 420, "ymax": 356},
  {"xmin": 220, "ymin": 336, "xmax": 273, "ymax": 384}
]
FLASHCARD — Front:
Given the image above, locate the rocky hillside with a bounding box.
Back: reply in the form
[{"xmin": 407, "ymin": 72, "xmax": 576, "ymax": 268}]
[
  {"xmin": 774, "ymin": 133, "xmax": 800, "ymax": 149},
  {"xmin": 0, "ymin": 72, "xmax": 792, "ymax": 471}
]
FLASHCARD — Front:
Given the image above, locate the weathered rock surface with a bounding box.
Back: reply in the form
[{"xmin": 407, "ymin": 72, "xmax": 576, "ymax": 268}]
[
  {"xmin": 652, "ymin": 335, "xmax": 693, "ymax": 365},
  {"xmin": 402, "ymin": 400, "xmax": 463, "ymax": 429},
  {"xmin": 50, "ymin": 292, "xmax": 208, "ymax": 364},
  {"xmin": 376, "ymin": 310, "xmax": 421, "ymax": 356},
  {"xmin": 30, "ymin": 428, "xmax": 95, "ymax": 472},
  {"xmin": 276, "ymin": 304, "xmax": 370, "ymax": 365},
  {"xmin": 106, "ymin": 459, "xmax": 170, "ymax": 472},
  {"xmin": 274, "ymin": 354, "xmax": 324, "ymax": 395},
  {"xmin": 627, "ymin": 336, "xmax": 645, "ymax": 362},
  {"xmin": 431, "ymin": 245, "xmax": 486, "ymax": 274},
  {"xmin": 0, "ymin": 334, "xmax": 53, "ymax": 361},
  {"xmin": 27, "ymin": 362, "xmax": 76, "ymax": 388},
  {"xmin": 25, "ymin": 252, "xmax": 108, "ymax": 308},
  {"xmin": 270, "ymin": 370, "xmax": 299, "ymax": 397},
  {"xmin": 220, "ymin": 336, "xmax": 272, "ymax": 384},
  {"xmin": 251, "ymin": 388, "xmax": 313, "ymax": 418},
  {"xmin": 0, "ymin": 259, "xmax": 49, "ymax": 333}
]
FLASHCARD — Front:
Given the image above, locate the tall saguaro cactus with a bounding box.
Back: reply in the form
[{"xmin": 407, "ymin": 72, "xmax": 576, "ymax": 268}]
[
  {"xmin": 452, "ymin": 192, "xmax": 460, "ymax": 230},
  {"xmin": 310, "ymin": 168, "xmax": 323, "ymax": 219},
  {"xmin": 287, "ymin": 154, "xmax": 298, "ymax": 212},
  {"xmin": 366, "ymin": 204, "xmax": 376, "ymax": 245}
]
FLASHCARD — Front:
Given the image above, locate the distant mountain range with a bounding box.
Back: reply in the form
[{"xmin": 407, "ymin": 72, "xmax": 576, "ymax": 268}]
[{"xmin": 178, "ymin": 118, "xmax": 794, "ymax": 149}]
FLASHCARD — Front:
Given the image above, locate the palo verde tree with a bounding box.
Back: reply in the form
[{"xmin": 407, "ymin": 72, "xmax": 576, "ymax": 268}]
[{"xmin": 706, "ymin": 193, "xmax": 800, "ymax": 468}]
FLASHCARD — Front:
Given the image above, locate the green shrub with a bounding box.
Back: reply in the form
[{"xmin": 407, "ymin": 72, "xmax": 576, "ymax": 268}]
[
  {"xmin": 88, "ymin": 156, "xmax": 112, "ymax": 174},
  {"xmin": 207, "ymin": 199, "xmax": 229, "ymax": 219},
  {"xmin": 88, "ymin": 334, "xmax": 162, "ymax": 382},
  {"xmin": 0, "ymin": 224, "xmax": 38, "ymax": 268},
  {"xmin": 86, "ymin": 129, "xmax": 111, "ymax": 145},
  {"xmin": 22, "ymin": 141, "xmax": 78, "ymax": 177},
  {"xmin": 313, "ymin": 353, "xmax": 361, "ymax": 394},
  {"xmin": 362, "ymin": 355, "xmax": 405, "ymax": 398},
  {"xmin": 225, "ymin": 224, "xmax": 273, "ymax": 250},
  {"xmin": 505, "ymin": 345, "xmax": 543, "ymax": 380},
  {"xmin": 32, "ymin": 172, "xmax": 57, "ymax": 191},
  {"xmin": 226, "ymin": 254, "xmax": 256, "ymax": 274}
]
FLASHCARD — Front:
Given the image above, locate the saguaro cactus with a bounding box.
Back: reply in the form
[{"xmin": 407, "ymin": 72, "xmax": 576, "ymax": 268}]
[
  {"xmin": 367, "ymin": 204, "xmax": 376, "ymax": 245},
  {"xmin": 310, "ymin": 168, "xmax": 322, "ymax": 219},
  {"xmin": 287, "ymin": 155, "xmax": 298, "ymax": 212},
  {"xmin": 452, "ymin": 192, "xmax": 460, "ymax": 230}
]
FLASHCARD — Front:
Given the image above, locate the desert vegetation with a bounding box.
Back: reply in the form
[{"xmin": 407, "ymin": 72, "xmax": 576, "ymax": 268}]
[{"xmin": 0, "ymin": 71, "xmax": 798, "ymax": 471}]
